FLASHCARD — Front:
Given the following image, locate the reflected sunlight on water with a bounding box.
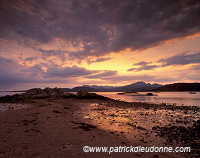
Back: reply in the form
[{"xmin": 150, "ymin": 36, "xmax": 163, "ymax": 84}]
[
  {"xmin": 79, "ymin": 101, "xmax": 200, "ymax": 146},
  {"xmin": 95, "ymin": 92, "xmax": 200, "ymax": 106}
]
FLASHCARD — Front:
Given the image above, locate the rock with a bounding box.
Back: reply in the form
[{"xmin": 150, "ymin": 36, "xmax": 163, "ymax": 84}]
[
  {"xmin": 146, "ymin": 93, "xmax": 154, "ymax": 96},
  {"xmin": 117, "ymin": 92, "xmax": 125, "ymax": 95},
  {"xmin": 25, "ymin": 88, "xmax": 43, "ymax": 96},
  {"xmin": 76, "ymin": 90, "xmax": 110, "ymax": 99},
  {"xmin": 77, "ymin": 90, "xmax": 90, "ymax": 97},
  {"xmin": 179, "ymin": 126, "xmax": 187, "ymax": 133},
  {"xmin": 52, "ymin": 110, "xmax": 62, "ymax": 113},
  {"xmin": 0, "ymin": 87, "xmax": 69, "ymax": 101},
  {"xmin": 152, "ymin": 126, "xmax": 158, "ymax": 130},
  {"xmin": 70, "ymin": 121, "xmax": 97, "ymax": 131},
  {"xmin": 63, "ymin": 92, "xmax": 76, "ymax": 98},
  {"xmin": 157, "ymin": 123, "xmax": 200, "ymax": 145},
  {"xmin": 109, "ymin": 113, "xmax": 119, "ymax": 117},
  {"xmin": 127, "ymin": 122, "xmax": 136, "ymax": 127},
  {"xmin": 137, "ymin": 126, "xmax": 147, "ymax": 130},
  {"xmin": 25, "ymin": 87, "xmax": 65, "ymax": 98},
  {"xmin": 194, "ymin": 120, "xmax": 200, "ymax": 132}
]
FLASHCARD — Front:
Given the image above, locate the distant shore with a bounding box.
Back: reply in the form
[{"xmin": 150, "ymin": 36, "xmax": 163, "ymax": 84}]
[{"xmin": 0, "ymin": 91, "xmax": 26, "ymax": 92}]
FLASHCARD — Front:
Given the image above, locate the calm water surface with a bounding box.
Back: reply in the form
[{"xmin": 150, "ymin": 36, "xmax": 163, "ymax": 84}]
[
  {"xmin": 0, "ymin": 92, "xmax": 23, "ymax": 97},
  {"xmin": 1, "ymin": 91, "xmax": 199, "ymax": 106},
  {"xmin": 95, "ymin": 92, "xmax": 200, "ymax": 107}
]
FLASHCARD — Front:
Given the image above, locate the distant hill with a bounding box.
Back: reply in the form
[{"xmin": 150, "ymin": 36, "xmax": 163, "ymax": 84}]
[
  {"xmin": 61, "ymin": 81, "xmax": 163, "ymax": 92},
  {"xmin": 82, "ymin": 85, "xmax": 116, "ymax": 91},
  {"xmin": 112, "ymin": 81, "xmax": 162, "ymax": 92},
  {"xmin": 70, "ymin": 86, "xmax": 98, "ymax": 92},
  {"xmin": 61, "ymin": 86, "xmax": 111, "ymax": 92},
  {"xmin": 60, "ymin": 88, "xmax": 71, "ymax": 92},
  {"xmin": 152, "ymin": 83, "xmax": 200, "ymax": 91}
]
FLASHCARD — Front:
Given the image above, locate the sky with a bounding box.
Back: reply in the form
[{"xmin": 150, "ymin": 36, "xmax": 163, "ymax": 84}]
[{"xmin": 0, "ymin": 0, "xmax": 200, "ymax": 90}]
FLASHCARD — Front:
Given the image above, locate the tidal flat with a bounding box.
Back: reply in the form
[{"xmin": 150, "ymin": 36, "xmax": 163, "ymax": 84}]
[{"xmin": 0, "ymin": 95, "xmax": 200, "ymax": 158}]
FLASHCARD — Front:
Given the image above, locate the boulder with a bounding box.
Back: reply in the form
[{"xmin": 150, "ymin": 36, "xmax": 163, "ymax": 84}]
[
  {"xmin": 63, "ymin": 92, "xmax": 76, "ymax": 98},
  {"xmin": 76, "ymin": 90, "xmax": 109, "ymax": 99},
  {"xmin": 77, "ymin": 90, "xmax": 90, "ymax": 97},
  {"xmin": 146, "ymin": 93, "xmax": 154, "ymax": 96}
]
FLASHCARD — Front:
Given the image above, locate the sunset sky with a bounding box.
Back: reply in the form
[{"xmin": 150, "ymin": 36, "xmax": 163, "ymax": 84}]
[{"xmin": 0, "ymin": 0, "xmax": 200, "ymax": 90}]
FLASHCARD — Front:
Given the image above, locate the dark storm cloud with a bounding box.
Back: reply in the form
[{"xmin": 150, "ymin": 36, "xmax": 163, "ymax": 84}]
[
  {"xmin": 36, "ymin": 48, "xmax": 112, "ymax": 63},
  {"xmin": 0, "ymin": 57, "xmax": 45, "ymax": 89},
  {"xmin": 45, "ymin": 65, "xmax": 97, "ymax": 78},
  {"xmin": 127, "ymin": 52, "xmax": 200, "ymax": 71},
  {"xmin": 24, "ymin": 57, "xmax": 38, "ymax": 62},
  {"xmin": 1, "ymin": 0, "xmax": 200, "ymax": 58},
  {"xmin": 0, "ymin": 57, "xmax": 26, "ymax": 85},
  {"xmin": 0, "ymin": 57, "xmax": 59, "ymax": 84},
  {"xmin": 35, "ymin": 48, "xmax": 71, "ymax": 61},
  {"xmin": 159, "ymin": 52, "xmax": 200, "ymax": 66},
  {"xmin": 0, "ymin": 56, "xmax": 103, "ymax": 89}
]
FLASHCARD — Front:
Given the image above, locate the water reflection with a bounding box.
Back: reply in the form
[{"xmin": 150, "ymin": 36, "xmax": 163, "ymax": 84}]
[
  {"xmin": 95, "ymin": 92, "xmax": 200, "ymax": 106},
  {"xmin": 79, "ymin": 101, "xmax": 200, "ymax": 146}
]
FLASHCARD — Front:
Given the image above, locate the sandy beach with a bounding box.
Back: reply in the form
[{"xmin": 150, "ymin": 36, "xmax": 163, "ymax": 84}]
[{"xmin": 0, "ymin": 96, "xmax": 200, "ymax": 158}]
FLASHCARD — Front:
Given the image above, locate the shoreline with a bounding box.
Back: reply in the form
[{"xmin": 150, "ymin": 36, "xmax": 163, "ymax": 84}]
[
  {"xmin": 1, "ymin": 90, "xmax": 200, "ymax": 107},
  {"xmin": 0, "ymin": 96, "xmax": 200, "ymax": 157}
]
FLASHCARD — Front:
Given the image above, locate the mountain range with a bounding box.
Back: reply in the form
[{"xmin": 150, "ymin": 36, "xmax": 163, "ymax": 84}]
[
  {"xmin": 61, "ymin": 82, "xmax": 200, "ymax": 92},
  {"xmin": 2, "ymin": 82, "xmax": 199, "ymax": 93},
  {"xmin": 61, "ymin": 81, "xmax": 163, "ymax": 92}
]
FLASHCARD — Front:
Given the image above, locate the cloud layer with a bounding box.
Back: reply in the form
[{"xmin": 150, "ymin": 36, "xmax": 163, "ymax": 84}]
[
  {"xmin": 159, "ymin": 52, "xmax": 200, "ymax": 66},
  {"xmin": 1, "ymin": 0, "xmax": 200, "ymax": 58},
  {"xmin": 0, "ymin": 56, "xmax": 117, "ymax": 89},
  {"xmin": 1, "ymin": 0, "xmax": 200, "ymax": 89},
  {"xmin": 128, "ymin": 52, "xmax": 200, "ymax": 72}
]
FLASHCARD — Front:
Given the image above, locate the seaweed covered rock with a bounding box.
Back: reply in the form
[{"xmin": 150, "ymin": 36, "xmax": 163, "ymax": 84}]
[{"xmin": 157, "ymin": 120, "xmax": 200, "ymax": 145}]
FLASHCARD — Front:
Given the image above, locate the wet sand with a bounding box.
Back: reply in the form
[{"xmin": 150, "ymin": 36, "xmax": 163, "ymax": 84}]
[{"xmin": 0, "ymin": 98, "xmax": 200, "ymax": 158}]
